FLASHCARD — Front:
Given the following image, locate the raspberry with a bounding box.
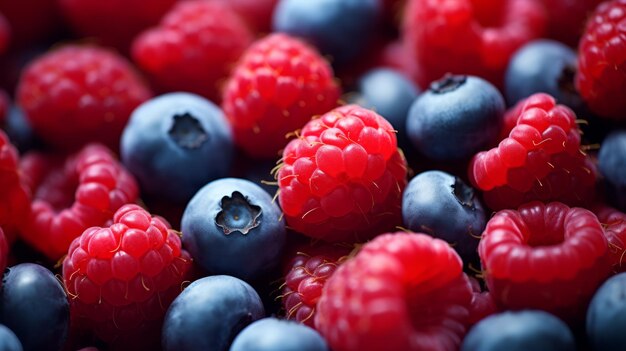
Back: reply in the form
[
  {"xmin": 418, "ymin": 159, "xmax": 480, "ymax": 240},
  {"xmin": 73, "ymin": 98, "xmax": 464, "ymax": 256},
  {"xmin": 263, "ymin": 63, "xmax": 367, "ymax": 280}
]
[
  {"xmin": 62, "ymin": 204, "xmax": 192, "ymax": 349},
  {"xmin": 542, "ymin": 0, "xmax": 603, "ymax": 47},
  {"xmin": 469, "ymin": 93, "xmax": 596, "ymax": 210},
  {"xmin": 132, "ymin": 1, "xmax": 253, "ymax": 103},
  {"xmin": 213, "ymin": 0, "xmax": 279, "ymax": 33},
  {"xmin": 276, "ymin": 105, "xmax": 407, "ymax": 243},
  {"xmin": 0, "ymin": 12, "xmax": 9, "ymax": 54},
  {"xmin": 59, "ymin": 0, "xmax": 177, "ymax": 52},
  {"xmin": 315, "ymin": 232, "xmax": 473, "ymax": 351},
  {"xmin": 593, "ymin": 204, "xmax": 626, "ymax": 274},
  {"xmin": 281, "ymin": 242, "xmax": 350, "ymax": 328},
  {"xmin": 0, "ymin": 130, "xmax": 30, "ymax": 242},
  {"xmin": 576, "ymin": 0, "xmax": 626, "ymax": 119},
  {"xmin": 222, "ymin": 33, "xmax": 341, "ymax": 159},
  {"xmin": 0, "ymin": 227, "xmax": 7, "ymax": 287},
  {"xmin": 19, "ymin": 143, "xmax": 139, "ymax": 260},
  {"xmin": 17, "ymin": 45, "xmax": 151, "ymax": 152},
  {"xmin": 479, "ymin": 201, "xmax": 611, "ymax": 322},
  {"xmin": 403, "ymin": 0, "xmax": 546, "ymax": 88},
  {"xmin": 466, "ymin": 276, "xmax": 497, "ymax": 327}
]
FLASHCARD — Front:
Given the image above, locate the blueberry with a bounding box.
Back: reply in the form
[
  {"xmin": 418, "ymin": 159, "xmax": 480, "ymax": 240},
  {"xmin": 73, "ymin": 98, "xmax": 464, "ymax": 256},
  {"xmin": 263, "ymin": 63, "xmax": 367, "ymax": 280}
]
[
  {"xmin": 230, "ymin": 318, "xmax": 328, "ymax": 351},
  {"xmin": 462, "ymin": 310, "xmax": 576, "ymax": 351},
  {"xmin": 353, "ymin": 68, "xmax": 420, "ymax": 151},
  {"xmin": 120, "ymin": 92, "xmax": 233, "ymax": 205},
  {"xmin": 162, "ymin": 275, "xmax": 265, "ymax": 351},
  {"xmin": 406, "ymin": 74, "xmax": 504, "ymax": 161},
  {"xmin": 505, "ymin": 39, "xmax": 582, "ymax": 110},
  {"xmin": 272, "ymin": 0, "xmax": 381, "ymax": 65},
  {"xmin": 599, "ymin": 130, "xmax": 626, "ymax": 212},
  {"xmin": 0, "ymin": 263, "xmax": 69, "ymax": 351},
  {"xmin": 0, "ymin": 324, "xmax": 22, "ymax": 351},
  {"xmin": 2, "ymin": 106, "xmax": 37, "ymax": 153},
  {"xmin": 182, "ymin": 178, "xmax": 286, "ymax": 281},
  {"xmin": 586, "ymin": 272, "xmax": 626, "ymax": 350},
  {"xmin": 402, "ymin": 170, "xmax": 485, "ymax": 262}
]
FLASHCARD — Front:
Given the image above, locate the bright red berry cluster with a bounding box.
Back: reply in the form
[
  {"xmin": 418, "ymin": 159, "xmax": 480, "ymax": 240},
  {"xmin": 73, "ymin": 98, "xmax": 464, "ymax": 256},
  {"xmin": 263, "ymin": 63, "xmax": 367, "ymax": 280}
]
[{"xmin": 0, "ymin": 130, "xmax": 30, "ymax": 242}]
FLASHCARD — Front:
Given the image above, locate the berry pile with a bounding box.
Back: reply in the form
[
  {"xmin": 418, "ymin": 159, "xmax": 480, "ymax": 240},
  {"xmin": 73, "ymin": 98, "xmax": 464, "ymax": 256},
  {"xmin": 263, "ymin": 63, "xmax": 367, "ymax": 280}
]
[{"xmin": 1, "ymin": 0, "xmax": 626, "ymax": 350}]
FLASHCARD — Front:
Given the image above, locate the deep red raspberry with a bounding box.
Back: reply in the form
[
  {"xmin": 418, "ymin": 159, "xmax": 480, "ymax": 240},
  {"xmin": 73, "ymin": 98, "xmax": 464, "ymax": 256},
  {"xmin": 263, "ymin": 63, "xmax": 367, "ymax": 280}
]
[
  {"xmin": 17, "ymin": 45, "xmax": 151, "ymax": 152},
  {"xmin": 542, "ymin": 0, "xmax": 603, "ymax": 47},
  {"xmin": 479, "ymin": 201, "xmax": 611, "ymax": 323},
  {"xmin": 403, "ymin": 0, "xmax": 546, "ymax": 88},
  {"xmin": 315, "ymin": 232, "xmax": 473, "ymax": 351},
  {"xmin": 0, "ymin": 0, "xmax": 62, "ymax": 49},
  {"xmin": 277, "ymin": 105, "xmax": 407, "ymax": 243},
  {"xmin": 223, "ymin": 33, "xmax": 341, "ymax": 159},
  {"xmin": 59, "ymin": 0, "xmax": 177, "ymax": 52},
  {"xmin": 213, "ymin": 0, "xmax": 278, "ymax": 33},
  {"xmin": 0, "ymin": 12, "xmax": 9, "ymax": 54},
  {"xmin": 466, "ymin": 276, "xmax": 497, "ymax": 327},
  {"xmin": 132, "ymin": 1, "xmax": 253, "ymax": 103},
  {"xmin": 282, "ymin": 242, "xmax": 350, "ymax": 328},
  {"xmin": 469, "ymin": 93, "xmax": 596, "ymax": 210},
  {"xmin": 0, "ymin": 130, "xmax": 30, "ymax": 242},
  {"xmin": 19, "ymin": 144, "xmax": 139, "ymax": 260},
  {"xmin": 576, "ymin": 0, "xmax": 626, "ymax": 119},
  {"xmin": 62, "ymin": 204, "xmax": 192, "ymax": 349},
  {"xmin": 0, "ymin": 227, "xmax": 7, "ymax": 288},
  {"xmin": 593, "ymin": 204, "xmax": 626, "ymax": 274}
]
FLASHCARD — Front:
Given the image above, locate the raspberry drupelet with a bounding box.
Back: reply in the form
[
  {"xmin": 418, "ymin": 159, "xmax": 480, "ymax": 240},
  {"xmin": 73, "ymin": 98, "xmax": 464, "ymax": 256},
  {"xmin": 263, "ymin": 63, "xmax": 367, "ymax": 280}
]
[
  {"xmin": 593, "ymin": 205, "xmax": 626, "ymax": 274},
  {"xmin": 0, "ymin": 130, "xmax": 30, "ymax": 243},
  {"xmin": 276, "ymin": 105, "xmax": 407, "ymax": 243}
]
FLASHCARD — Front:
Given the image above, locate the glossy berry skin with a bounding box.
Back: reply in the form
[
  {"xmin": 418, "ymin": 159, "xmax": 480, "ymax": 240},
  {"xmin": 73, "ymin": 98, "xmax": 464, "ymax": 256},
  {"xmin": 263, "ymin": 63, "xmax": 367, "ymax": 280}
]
[
  {"xmin": 121, "ymin": 92, "xmax": 234, "ymax": 205},
  {"xmin": 0, "ymin": 130, "xmax": 30, "ymax": 242},
  {"xmin": 277, "ymin": 105, "xmax": 408, "ymax": 243},
  {"xmin": 402, "ymin": 170, "xmax": 485, "ymax": 262},
  {"xmin": 469, "ymin": 93, "xmax": 595, "ymax": 210},
  {"xmin": 576, "ymin": 0, "xmax": 626, "ymax": 119},
  {"xmin": 182, "ymin": 178, "xmax": 286, "ymax": 282},
  {"xmin": 505, "ymin": 40, "xmax": 581, "ymax": 108},
  {"xmin": 230, "ymin": 318, "xmax": 329, "ymax": 351},
  {"xmin": 17, "ymin": 46, "xmax": 151, "ymax": 151},
  {"xmin": 0, "ymin": 263, "xmax": 69, "ymax": 351},
  {"xmin": 587, "ymin": 272, "xmax": 626, "ymax": 350},
  {"xmin": 479, "ymin": 201, "xmax": 611, "ymax": 322},
  {"xmin": 273, "ymin": 0, "xmax": 381, "ymax": 66},
  {"xmin": 0, "ymin": 324, "xmax": 22, "ymax": 351},
  {"xmin": 132, "ymin": 1, "xmax": 252, "ymax": 103},
  {"xmin": 593, "ymin": 205, "xmax": 626, "ymax": 274},
  {"xmin": 403, "ymin": 0, "xmax": 546, "ymax": 89},
  {"xmin": 315, "ymin": 232, "xmax": 473, "ymax": 351},
  {"xmin": 282, "ymin": 243, "xmax": 350, "ymax": 328},
  {"xmin": 222, "ymin": 33, "xmax": 340, "ymax": 159},
  {"xmin": 59, "ymin": 0, "xmax": 177, "ymax": 52},
  {"xmin": 466, "ymin": 277, "xmax": 497, "ymax": 328},
  {"xmin": 407, "ymin": 75, "xmax": 505, "ymax": 161},
  {"xmin": 353, "ymin": 68, "xmax": 420, "ymax": 151},
  {"xmin": 19, "ymin": 144, "xmax": 138, "ymax": 260},
  {"xmin": 461, "ymin": 310, "xmax": 576, "ymax": 351},
  {"xmin": 162, "ymin": 275, "xmax": 265, "ymax": 351},
  {"xmin": 599, "ymin": 130, "xmax": 626, "ymax": 212},
  {"xmin": 62, "ymin": 204, "xmax": 191, "ymax": 349}
]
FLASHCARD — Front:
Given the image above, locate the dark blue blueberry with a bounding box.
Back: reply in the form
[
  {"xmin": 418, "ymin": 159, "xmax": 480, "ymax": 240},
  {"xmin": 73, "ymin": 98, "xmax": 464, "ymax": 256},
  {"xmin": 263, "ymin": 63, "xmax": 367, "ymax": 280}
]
[
  {"xmin": 2, "ymin": 106, "xmax": 37, "ymax": 153},
  {"xmin": 0, "ymin": 263, "xmax": 69, "ymax": 351},
  {"xmin": 120, "ymin": 92, "xmax": 233, "ymax": 205},
  {"xmin": 505, "ymin": 39, "xmax": 582, "ymax": 110},
  {"xmin": 230, "ymin": 318, "xmax": 328, "ymax": 351},
  {"xmin": 402, "ymin": 170, "xmax": 485, "ymax": 262},
  {"xmin": 0, "ymin": 324, "xmax": 22, "ymax": 351},
  {"xmin": 406, "ymin": 75, "xmax": 504, "ymax": 161},
  {"xmin": 354, "ymin": 68, "xmax": 420, "ymax": 151},
  {"xmin": 182, "ymin": 178, "xmax": 286, "ymax": 282},
  {"xmin": 162, "ymin": 275, "xmax": 265, "ymax": 351},
  {"xmin": 272, "ymin": 0, "xmax": 380, "ymax": 66},
  {"xmin": 462, "ymin": 310, "xmax": 576, "ymax": 351},
  {"xmin": 587, "ymin": 272, "xmax": 626, "ymax": 350},
  {"xmin": 599, "ymin": 130, "xmax": 626, "ymax": 212}
]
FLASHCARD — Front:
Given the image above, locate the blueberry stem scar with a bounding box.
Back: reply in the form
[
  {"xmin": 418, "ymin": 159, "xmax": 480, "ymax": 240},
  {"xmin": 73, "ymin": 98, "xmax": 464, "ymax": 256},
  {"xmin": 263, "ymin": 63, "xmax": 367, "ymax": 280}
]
[
  {"xmin": 169, "ymin": 112, "xmax": 209, "ymax": 149},
  {"xmin": 215, "ymin": 191, "xmax": 262, "ymax": 235},
  {"xmin": 430, "ymin": 74, "xmax": 467, "ymax": 94}
]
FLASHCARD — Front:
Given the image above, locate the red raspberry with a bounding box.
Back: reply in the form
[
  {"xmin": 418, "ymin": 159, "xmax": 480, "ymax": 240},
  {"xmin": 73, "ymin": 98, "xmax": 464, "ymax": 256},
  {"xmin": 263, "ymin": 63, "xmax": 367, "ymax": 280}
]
[
  {"xmin": 0, "ymin": 130, "xmax": 30, "ymax": 242},
  {"xmin": 403, "ymin": 0, "xmax": 546, "ymax": 88},
  {"xmin": 469, "ymin": 93, "xmax": 596, "ymax": 210},
  {"xmin": 315, "ymin": 232, "xmax": 473, "ymax": 351},
  {"xmin": 0, "ymin": 12, "xmax": 9, "ymax": 54},
  {"xmin": 542, "ymin": 0, "xmax": 603, "ymax": 47},
  {"xmin": 466, "ymin": 276, "xmax": 497, "ymax": 327},
  {"xmin": 479, "ymin": 201, "xmax": 611, "ymax": 322},
  {"xmin": 59, "ymin": 0, "xmax": 177, "ymax": 52},
  {"xmin": 0, "ymin": 0, "xmax": 62, "ymax": 49},
  {"xmin": 62, "ymin": 204, "xmax": 192, "ymax": 349},
  {"xmin": 277, "ymin": 105, "xmax": 407, "ymax": 243},
  {"xmin": 19, "ymin": 144, "xmax": 139, "ymax": 260},
  {"xmin": 593, "ymin": 204, "xmax": 626, "ymax": 274},
  {"xmin": 281, "ymin": 242, "xmax": 350, "ymax": 328},
  {"xmin": 576, "ymin": 0, "xmax": 626, "ymax": 119},
  {"xmin": 17, "ymin": 45, "xmax": 151, "ymax": 152},
  {"xmin": 222, "ymin": 33, "xmax": 341, "ymax": 159},
  {"xmin": 213, "ymin": 0, "xmax": 279, "ymax": 33},
  {"xmin": 132, "ymin": 1, "xmax": 253, "ymax": 103}
]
